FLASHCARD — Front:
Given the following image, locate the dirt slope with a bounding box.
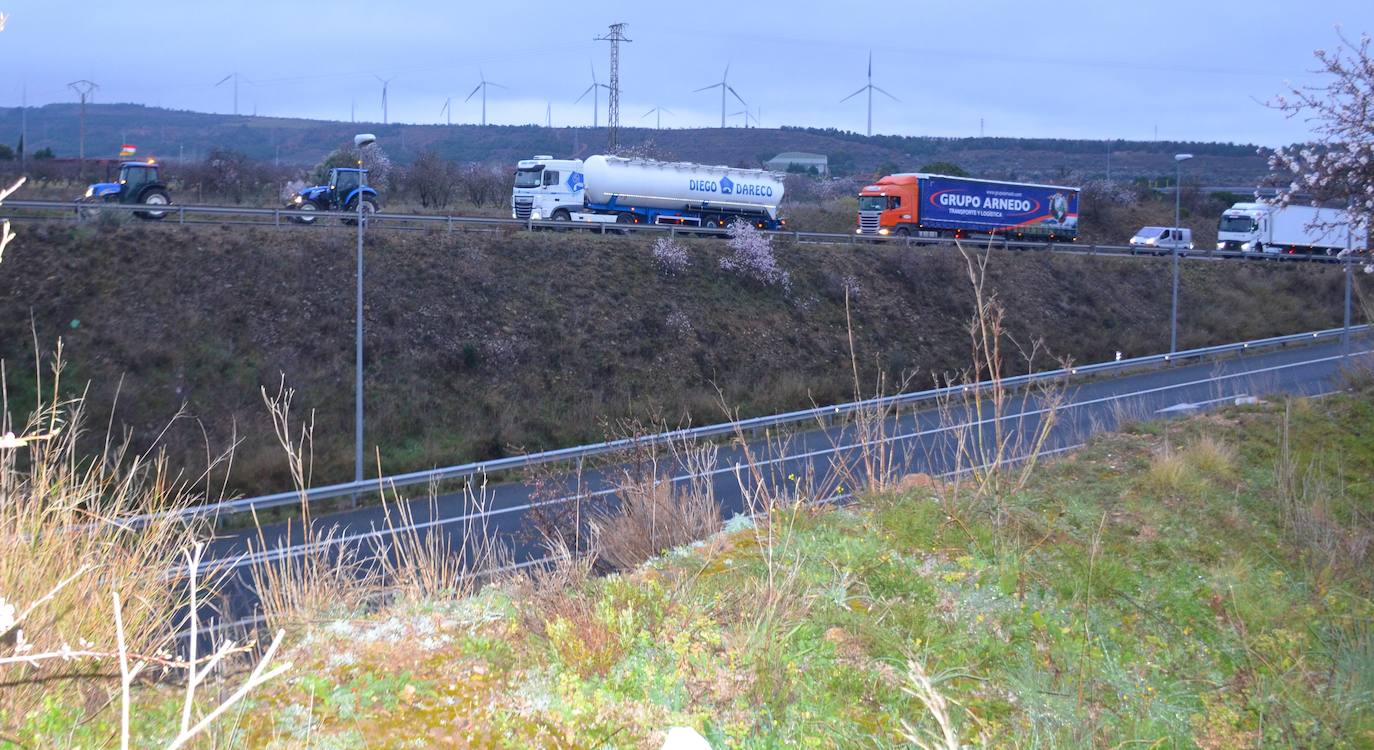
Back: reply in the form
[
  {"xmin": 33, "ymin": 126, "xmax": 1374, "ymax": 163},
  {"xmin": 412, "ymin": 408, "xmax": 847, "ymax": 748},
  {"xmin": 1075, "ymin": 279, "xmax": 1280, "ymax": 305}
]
[{"xmin": 0, "ymin": 222, "xmax": 1357, "ymax": 495}]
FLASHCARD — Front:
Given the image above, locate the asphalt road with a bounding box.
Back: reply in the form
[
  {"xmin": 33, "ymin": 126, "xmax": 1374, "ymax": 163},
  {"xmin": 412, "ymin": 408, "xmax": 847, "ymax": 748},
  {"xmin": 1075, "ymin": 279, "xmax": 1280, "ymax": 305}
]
[{"xmin": 187, "ymin": 337, "xmax": 1368, "ymax": 639}]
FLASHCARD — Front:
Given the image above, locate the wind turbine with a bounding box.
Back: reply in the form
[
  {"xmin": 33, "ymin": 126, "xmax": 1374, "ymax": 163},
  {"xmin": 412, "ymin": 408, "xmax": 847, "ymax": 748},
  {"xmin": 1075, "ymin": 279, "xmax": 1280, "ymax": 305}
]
[
  {"xmin": 440, "ymin": 97, "xmax": 452, "ymax": 126},
  {"xmin": 546, "ymin": 102, "xmax": 552, "ymax": 128},
  {"xmin": 695, "ymin": 64, "xmax": 745, "ymax": 128},
  {"xmin": 376, "ymin": 74, "xmax": 396, "ymax": 125},
  {"xmin": 641, "ymin": 106, "xmax": 673, "ymax": 130},
  {"xmin": 574, "ymin": 62, "xmax": 611, "ymax": 127},
  {"xmin": 729, "ymin": 108, "xmax": 758, "ymax": 128},
  {"xmin": 840, "ymin": 52, "xmax": 898, "ymax": 137},
  {"xmin": 465, "ymin": 68, "xmax": 505, "ymax": 126},
  {"xmin": 215, "ymin": 72, "xmax": 246, "ymax": 116}
]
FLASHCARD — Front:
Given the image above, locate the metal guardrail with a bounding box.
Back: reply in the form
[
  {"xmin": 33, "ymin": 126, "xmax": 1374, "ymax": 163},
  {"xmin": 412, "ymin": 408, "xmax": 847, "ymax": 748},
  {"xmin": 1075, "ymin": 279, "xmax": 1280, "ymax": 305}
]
[
  {"xmin": 138, "ymin": 323, "xmax": 1368, "ymax": 524},
  {"xmin": 5, "ymin": 199, "xmax": 1366, "ymax": 264}
]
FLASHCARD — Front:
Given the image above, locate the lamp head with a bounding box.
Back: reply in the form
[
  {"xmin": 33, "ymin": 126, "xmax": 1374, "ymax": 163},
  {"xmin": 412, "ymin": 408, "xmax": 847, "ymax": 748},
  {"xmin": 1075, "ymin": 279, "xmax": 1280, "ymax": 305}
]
[
  {"xmin": 354, "ymin": 133, "xmax": 377, "ymax": 149},
  {"xmin": 1174, "ymin": 153, "xmax": 1193, "ymax": 162}
]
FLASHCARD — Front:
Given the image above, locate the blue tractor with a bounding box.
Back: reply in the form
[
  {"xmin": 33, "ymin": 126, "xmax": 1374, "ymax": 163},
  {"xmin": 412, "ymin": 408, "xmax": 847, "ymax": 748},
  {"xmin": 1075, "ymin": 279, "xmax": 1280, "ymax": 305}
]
[
  {"xmin": 78, "ymin": 160, "xmax": 171, "ymax": 220},
  {"xmin": 286, "ymin": 167, "xmax": 379, "ymax": 224}
]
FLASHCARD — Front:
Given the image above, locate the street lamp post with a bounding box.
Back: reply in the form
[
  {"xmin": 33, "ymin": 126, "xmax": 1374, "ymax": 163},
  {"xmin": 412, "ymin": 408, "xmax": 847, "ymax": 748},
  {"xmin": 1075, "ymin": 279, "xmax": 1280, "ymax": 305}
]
[
  {"xmin": 353, "ymin": 133, "xmax": 376, "ymax": 490},
  {"xmin": 1171, "ymin": 153, "xmax": 1193, "ymax": 354}
]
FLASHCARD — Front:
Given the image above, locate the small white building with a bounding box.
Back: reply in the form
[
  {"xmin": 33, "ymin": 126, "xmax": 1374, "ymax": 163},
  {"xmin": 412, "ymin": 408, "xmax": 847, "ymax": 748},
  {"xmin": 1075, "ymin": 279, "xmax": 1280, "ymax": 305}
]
[{"xmin": 765, "ymin": 152, "xmax": 829, "ymax": 176}]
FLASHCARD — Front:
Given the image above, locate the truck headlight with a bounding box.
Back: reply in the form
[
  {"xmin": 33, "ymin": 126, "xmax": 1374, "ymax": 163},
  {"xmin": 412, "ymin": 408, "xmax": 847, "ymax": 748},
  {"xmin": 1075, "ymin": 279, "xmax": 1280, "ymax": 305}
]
[
  {"xmin": 854, "ymin": 228, "xmax": 862, "ymax": 234},
  {"xmin": 293, "ymin": 195, "xmax": 302, "ymax": 204},
  {"xmin": 1241, "ymin": 242, "xmax": 1253, "ymax": 251},
  {"xmin": 531, "ymin": 211, "xmax": 542, "ymax": 220},
  {"xmin": 878, "ymin": 228, "xmax": 890, "ymax": 236},
  {"xmin": 84, "ymin": 187, "xmax": 93, "ymax": 198},
  {"xmin": 1216, "ymin": 242, "xmax": 1225, "ymax": 250}
]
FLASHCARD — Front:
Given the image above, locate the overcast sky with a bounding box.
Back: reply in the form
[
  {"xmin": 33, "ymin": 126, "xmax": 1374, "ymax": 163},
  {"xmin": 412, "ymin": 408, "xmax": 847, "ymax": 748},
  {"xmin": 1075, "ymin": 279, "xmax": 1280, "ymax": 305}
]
[{"xmin": 0, "ymin": 1, "xmax": 1365, "ymax": 145}]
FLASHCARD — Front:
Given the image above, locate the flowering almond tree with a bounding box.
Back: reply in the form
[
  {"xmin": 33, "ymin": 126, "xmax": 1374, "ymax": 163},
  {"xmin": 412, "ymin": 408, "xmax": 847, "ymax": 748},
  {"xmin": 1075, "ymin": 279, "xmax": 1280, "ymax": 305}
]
[{"xmin": 1268, "ymin": 30, "xmax": 1374, "ymax": 224}]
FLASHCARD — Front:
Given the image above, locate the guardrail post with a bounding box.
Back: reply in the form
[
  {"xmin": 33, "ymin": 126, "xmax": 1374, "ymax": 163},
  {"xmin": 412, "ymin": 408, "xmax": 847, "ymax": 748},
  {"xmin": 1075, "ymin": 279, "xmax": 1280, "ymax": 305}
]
[
  {"xmin": 1344, "ymin": 260, "xmax": 1353, "ymax": 356},
  {"xmin": 178, "ymin": 206, "xmax": 185, "ymax": 225},
  {"xmin": 273, "ymin": 209, "xmax": 280, "ymax": 228},
  {"xmin": 447, "ymin": 216, "xmax": 453, "ymax": 233}
]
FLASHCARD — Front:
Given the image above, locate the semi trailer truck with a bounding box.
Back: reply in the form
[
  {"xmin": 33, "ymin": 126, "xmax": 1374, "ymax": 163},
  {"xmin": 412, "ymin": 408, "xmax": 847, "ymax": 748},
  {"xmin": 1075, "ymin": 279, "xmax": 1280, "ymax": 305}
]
[
  {"xmin": 856, "ymin": 173, "xmax": 1079, "ymax": 241},
  {"xmin": 511, "ymin": 154, "xmax": 787, "ymax": 230},
  {"xmin": 1216, "ymin": 202, "xmax": 1367, "ymax": 256}
]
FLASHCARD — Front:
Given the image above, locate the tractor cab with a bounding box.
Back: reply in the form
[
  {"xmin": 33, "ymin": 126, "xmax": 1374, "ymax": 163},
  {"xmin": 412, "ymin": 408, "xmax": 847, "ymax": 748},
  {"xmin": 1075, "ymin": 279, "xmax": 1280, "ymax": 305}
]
[
  {"xmin": 80, "ymin": 160, "xmax": 171, "ymax": 219},
  {"xmin": 287, "ymin": 167, "xmax": 379, "ymax": 224}
]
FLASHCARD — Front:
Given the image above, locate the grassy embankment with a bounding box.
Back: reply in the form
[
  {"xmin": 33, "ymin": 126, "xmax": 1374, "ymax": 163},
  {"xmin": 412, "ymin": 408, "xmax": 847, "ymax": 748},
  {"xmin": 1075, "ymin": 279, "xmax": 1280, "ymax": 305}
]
[
  {"xmin": 9, "ymin": 377, "xmax": 1373, "ymax": 747},
  {"xmin": 0, "ymin": 221, "xmax": 1360, "ymax": 497}
]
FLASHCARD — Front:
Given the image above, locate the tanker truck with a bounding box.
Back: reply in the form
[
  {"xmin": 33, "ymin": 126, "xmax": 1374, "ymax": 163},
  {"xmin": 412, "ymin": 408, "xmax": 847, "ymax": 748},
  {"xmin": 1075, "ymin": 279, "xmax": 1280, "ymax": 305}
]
[{"xmin": 510, "ymin": 154, "xmax": 787, "ymax": 230}]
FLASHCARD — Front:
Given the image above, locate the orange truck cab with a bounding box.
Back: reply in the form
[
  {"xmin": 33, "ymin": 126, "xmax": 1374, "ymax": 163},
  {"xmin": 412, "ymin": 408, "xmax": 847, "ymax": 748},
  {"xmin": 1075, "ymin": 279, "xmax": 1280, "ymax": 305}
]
[{"xmin": 857, "ymin": 173, "xmax": 1080, "ymax": 241}]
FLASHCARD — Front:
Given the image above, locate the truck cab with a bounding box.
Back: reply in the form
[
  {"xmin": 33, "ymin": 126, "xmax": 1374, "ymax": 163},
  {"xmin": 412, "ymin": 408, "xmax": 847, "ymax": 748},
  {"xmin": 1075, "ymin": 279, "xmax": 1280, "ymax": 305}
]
[
  {"xmin": 512, "ymin": 156, "xmax": 586, "ymax": 222},
  {"xmin": 857, "ymin": 175, "xmax": 921, "ymax": 236},
  {"xmin": 1217, "ymin": 203, "xmax": 1269, "ymax": 253}
]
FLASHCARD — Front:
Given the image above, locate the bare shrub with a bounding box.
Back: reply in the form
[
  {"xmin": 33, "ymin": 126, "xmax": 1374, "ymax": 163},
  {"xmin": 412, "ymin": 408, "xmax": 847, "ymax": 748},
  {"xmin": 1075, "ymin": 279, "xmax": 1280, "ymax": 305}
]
[
  {"xmin": 652, "ymin": 236, "xmax": 690, "ymax": 275},
  {"xmin": 404, "ymin": 149, "xmax": 459, "ymax": 209},
  {"xmin": 720, "ymin": 218, "xmax": 790, "ymax": 289},
  {"xmin": 938, "ymin": 240, "xmax": 1066, "ymax": 527},
  {"xmin": 458, "ymin": 164, "xmax": 510, "ymax": 208},
  {"xmin": 249, "ymin": 380, "xmax": 380, "ymax": 628},
  {"xmin": 589, "ymin": 439, "xmax": 721, "ymax": 570}
]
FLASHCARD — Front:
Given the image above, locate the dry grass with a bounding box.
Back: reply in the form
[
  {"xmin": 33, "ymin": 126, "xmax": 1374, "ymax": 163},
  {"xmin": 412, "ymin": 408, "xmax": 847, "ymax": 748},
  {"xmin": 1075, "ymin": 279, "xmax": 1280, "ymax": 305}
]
[
  {"xmin": 1144, "ymin": 445, "xmax": 1196, "ymax": 497},
  {"xmin": 1274, "ymin": 403, "xmax": 1372, "ymax": 572},
  {"xmin": 248, "ymin": 380, "xmax": 380, "ymax": 629},
  {"xmin": 937, "ymin": 240, "xmax": 1066, "ymax": 531},
  {"xmin": 1, "ymin": 353, "xmax": 288, "ymax": 745},
  {"xmin": 590, "ymin": 438, "xmax": 722, "ymax": 571},
  {"xmin": 1185, "ymin": 434, "xmax": 1238, "ymax": 481},
  {"xmin": 0, "ymin": 354, "xmax": 209, "ymax": 720},
  {"xmin": 374, "ymin": 472, "xmax": 512, "ymax": 604}
]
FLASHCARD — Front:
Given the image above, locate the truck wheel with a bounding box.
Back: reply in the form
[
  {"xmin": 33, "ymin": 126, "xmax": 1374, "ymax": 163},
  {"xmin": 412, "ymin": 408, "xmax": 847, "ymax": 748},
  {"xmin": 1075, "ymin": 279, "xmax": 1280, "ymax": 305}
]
[
  {"xmin": 698, "ymin": 218, "xmax": 723, "ymax": 238},
  {"xmin": 894, "ymin": 226, "xmax": 910, "ymax": 237},
  {"xmin": 551, "ymin": 209, "xmax": 571, "ymax": 231},
  {"xmin": 136, "ymin": 189, "xmax": 170, "ymax": 221}
]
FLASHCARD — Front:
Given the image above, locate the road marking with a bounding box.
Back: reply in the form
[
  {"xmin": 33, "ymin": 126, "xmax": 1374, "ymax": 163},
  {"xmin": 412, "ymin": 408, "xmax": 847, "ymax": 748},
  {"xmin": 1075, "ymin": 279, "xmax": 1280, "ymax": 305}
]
[{"xmin": 197, "ymin": 347, "xmax": 1371, "ymax": 573}]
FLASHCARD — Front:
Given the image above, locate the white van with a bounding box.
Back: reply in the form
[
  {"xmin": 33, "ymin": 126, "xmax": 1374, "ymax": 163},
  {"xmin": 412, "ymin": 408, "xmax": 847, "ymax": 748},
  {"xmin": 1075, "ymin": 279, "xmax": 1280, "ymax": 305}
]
[{"xmin": 1129, "ymin": 226, "xmax": 1193, "ymax": 254}]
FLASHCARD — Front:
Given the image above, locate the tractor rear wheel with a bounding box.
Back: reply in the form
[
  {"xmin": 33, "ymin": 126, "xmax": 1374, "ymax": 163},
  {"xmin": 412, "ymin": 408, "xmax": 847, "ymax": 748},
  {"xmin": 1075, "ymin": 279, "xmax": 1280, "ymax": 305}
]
[
  {"xmin": 136, "ymin": 189, "xmax": 170, "ymax": 220},
  {"xmin": 343, "ymin": 198, "xmax": 378, "ymax": 226}
]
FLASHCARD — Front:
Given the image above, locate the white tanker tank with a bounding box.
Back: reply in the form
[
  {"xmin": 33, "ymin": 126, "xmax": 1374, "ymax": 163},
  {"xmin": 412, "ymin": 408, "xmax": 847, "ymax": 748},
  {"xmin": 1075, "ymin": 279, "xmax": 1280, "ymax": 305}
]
[
  {"xmin": 512, "ymin": 154, "xmax": 787, "ymax": 230},
  {"xmin": 583, "ymin": 155, "xmax": 785, "ymax": 219}
]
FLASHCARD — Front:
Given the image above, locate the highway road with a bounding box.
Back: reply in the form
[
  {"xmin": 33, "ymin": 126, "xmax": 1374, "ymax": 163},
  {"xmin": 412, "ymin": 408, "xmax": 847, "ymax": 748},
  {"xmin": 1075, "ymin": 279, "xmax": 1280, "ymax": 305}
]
[
  {"xmin": 6, "ymin": 198, "xmax": 1364, "ymax": 265},
  {"xmin": 189, "ymin": 336, "xmax": 1370, "ymax": 639}
]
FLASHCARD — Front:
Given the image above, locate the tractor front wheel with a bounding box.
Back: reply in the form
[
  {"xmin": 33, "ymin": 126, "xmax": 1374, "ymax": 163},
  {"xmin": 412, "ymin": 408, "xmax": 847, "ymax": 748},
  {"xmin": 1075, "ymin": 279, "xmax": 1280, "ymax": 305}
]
[
  {"xmin": 292, "ymin": 201, "xmax": 320, "ymax": 224},
  {"xmin": 136, "ymin": 189, "xmax": 170, "ymax": 220}
]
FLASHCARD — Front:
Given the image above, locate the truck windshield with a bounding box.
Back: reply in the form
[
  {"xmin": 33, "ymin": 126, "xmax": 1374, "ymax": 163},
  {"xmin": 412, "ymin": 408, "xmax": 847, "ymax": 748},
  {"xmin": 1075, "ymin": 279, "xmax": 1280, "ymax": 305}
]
[
  {"xmin": 513, "ymin": 169, "xmax": 543, "ymax": 188},
  {"xmin": 858, "ymin": 196, "xmax": 887, "ymax": 211},
  {"xmin": 1219, "ymin": 215, "xmax": 1256, "ymax": 233}
]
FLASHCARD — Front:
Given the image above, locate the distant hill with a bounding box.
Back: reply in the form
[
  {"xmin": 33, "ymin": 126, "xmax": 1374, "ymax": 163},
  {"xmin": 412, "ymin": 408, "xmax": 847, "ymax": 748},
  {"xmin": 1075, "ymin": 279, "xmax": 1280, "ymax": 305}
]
[{"xmin": 0, "ymin": 103, "xmax": 1272, "ymax": 185}]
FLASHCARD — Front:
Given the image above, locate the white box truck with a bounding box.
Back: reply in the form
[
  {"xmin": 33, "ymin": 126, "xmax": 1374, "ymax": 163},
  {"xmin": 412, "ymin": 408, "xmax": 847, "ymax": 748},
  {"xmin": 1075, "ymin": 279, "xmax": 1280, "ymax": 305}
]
[
  {"xmin": 511, "ymin": 154, "xmax": 787, "ymax": 230},
  {"xmin": 1216, "ymin": 202, "xmax": 1367, "ymax": 257}
]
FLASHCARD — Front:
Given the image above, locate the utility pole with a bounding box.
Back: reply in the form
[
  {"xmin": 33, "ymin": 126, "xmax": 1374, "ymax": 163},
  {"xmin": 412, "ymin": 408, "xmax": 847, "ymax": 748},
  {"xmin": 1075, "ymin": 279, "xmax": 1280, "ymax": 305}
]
[
  {"xmin": 19, "ymin": 82, "xmax": 26, "ymax": 169},
  {"xmin": 67, "ymin": 80, "xmax": 98, "ymax": 180},
  {"xmin": 596, "ymin": 23, "xmax": 630, "ymax": 152}
]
